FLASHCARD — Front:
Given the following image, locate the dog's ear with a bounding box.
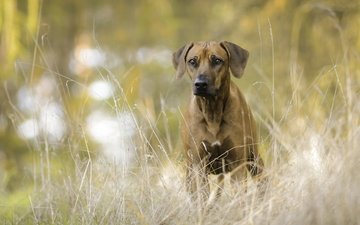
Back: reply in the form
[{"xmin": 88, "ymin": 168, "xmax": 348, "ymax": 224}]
[
  {"xmin": 220, "ymin": 41, "xmax": 249, "ymax": 78},
  {"xmin": 172, "ymin": 43, "xmax": 193, "ymax": 79}
]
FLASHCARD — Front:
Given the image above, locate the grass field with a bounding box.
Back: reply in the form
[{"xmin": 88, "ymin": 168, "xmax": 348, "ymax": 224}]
[
  {"xmin": 4, "ymin": 62, "xmax": 358, "ymax": 225},
  {"xmin": 1, "ymin": 1, "xmax": 360, "ymax": 224}
]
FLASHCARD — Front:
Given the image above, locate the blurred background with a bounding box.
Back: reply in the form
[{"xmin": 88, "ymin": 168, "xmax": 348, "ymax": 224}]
[{"xmin": 0, "ymin": 0, "xmax": 359, "ymax": 219}]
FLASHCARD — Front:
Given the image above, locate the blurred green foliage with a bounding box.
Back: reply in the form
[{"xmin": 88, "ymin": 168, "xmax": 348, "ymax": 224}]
[{"xmin": 0, "ymin": 0, "xmax": 359, "ymax": 220}]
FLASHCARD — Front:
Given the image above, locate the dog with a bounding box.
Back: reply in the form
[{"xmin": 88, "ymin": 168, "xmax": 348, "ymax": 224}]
[{"xmin": 172, "ymin": 41, "xmax": 263, "ymax": 195}]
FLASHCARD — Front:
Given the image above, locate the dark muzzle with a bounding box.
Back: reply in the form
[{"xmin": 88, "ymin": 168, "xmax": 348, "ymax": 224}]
[{"xmin": 193, "ymin": 74, "xmax": 215, "ymax": 97}]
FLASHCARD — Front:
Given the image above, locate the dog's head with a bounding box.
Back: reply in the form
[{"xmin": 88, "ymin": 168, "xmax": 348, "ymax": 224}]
[{"xmin": 173, "ymin": 41, "xmax": 249, "ymax": 97}]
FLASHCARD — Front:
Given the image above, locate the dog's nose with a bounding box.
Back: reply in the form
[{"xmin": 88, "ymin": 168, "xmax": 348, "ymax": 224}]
[
  {"xmin": 194, "ymin": 80, "xmax": 208, "ymax": 89},
  {"xmin": 194, "ymin": 75, "xmax": 208, "ymax": 90}
]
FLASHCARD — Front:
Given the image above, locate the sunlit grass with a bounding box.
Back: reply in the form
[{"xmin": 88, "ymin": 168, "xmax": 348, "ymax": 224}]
[
  {"xmin": 3, "ymin": 9, "xmax": 359, "ymax": 224},
  {"xmin": 5, "ymin": 37, "xmax": 359, "ymax": 224},
  {"xmin": 1, "ymin": 1, "xmax": 359, "ymax": 224},
  {"xmin": 5, "ymin": 61, "xmax": 358, "ymax": 224}
]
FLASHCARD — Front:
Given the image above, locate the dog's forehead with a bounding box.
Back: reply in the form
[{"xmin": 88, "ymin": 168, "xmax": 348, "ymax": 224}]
[{"xmin": 187, "ymin": 41, "xmax": 228, "ymax": 59}]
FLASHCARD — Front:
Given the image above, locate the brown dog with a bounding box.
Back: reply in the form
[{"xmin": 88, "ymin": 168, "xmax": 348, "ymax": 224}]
[{"xmin": 173, "ymin": 41, "xmax": 263, "ymax": 194}]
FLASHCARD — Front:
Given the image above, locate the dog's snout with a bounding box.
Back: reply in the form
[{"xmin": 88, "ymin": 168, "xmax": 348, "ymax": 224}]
[
  {"xmin": 194, "ymin": 79, "xmax": 208, "ymax": 90},
  {"xmin": 193, "ymin": 74, "xmax": 215, "ymax": 97},
  {"xmin": 194, "ymin": 75, "xmax": 208, "ymax": 90}
]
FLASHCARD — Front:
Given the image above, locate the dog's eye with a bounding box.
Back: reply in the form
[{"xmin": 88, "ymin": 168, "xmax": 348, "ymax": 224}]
[
  {"xmin": 211, "ymin": 56, "xmax": 223, "ymax": 66},
  {"xmin": 188, "ymin": 58, "xmax": 198, "ymax": 67}
]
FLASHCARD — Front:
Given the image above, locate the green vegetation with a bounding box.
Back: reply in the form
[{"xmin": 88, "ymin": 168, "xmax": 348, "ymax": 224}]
[{"xmin": 0, "ymin": 0, "xmax": 359, "ymax": 224}]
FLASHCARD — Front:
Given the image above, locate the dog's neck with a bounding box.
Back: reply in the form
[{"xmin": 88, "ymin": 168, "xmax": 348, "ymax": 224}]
[{"xmin": 196, "ymin": 76, "xmax": 230, "ymax": 124}]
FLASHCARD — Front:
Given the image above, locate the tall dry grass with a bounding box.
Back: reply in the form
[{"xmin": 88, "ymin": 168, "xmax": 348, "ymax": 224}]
[
  {"xmin": 4, "ymin": 12, "xmax": 359, "ymax": 223},
  {"xmin": 8, "ymin": 55, "xmax": 357, "ymax": 225}
]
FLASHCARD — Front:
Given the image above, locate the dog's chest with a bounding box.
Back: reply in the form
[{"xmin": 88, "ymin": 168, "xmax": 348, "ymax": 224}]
[
  {"xmin": 199, "ymin": 111, "xmax": 229, "ymax": 143},
  {"xmin": 202, "ymin": 137, "xmax": 235, "ymax": 174},
  {"xmin": 202, "ymin": 111, "xmax": 224, "ymax": 138},
  {"xmin": 206, "ymin": 121, "xmax": 221, "ymax": 137}
]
